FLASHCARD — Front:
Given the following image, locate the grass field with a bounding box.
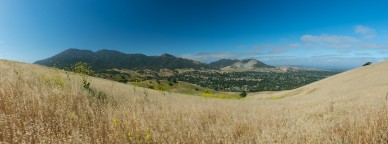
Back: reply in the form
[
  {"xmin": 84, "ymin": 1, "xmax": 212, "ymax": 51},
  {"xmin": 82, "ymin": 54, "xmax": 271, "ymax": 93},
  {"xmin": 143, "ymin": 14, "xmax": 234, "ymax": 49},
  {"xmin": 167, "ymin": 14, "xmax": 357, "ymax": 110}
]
[
  {"xmin": 130, "ymin": 80, "xmax": 241, "ymax": 99},
  {"xmin": 1, "ymin": 59, "xmax": 388, "ymax": 143}
]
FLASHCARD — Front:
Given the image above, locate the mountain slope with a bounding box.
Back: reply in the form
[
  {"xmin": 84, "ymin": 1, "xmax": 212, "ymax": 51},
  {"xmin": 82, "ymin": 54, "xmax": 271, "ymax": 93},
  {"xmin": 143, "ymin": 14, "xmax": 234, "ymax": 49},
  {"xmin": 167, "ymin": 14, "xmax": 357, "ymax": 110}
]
[
  {"xmin": 210, "ymin": 58, "xmax": 274, "ymax": 70},
  {"xmin": 209, "ymin": 59, "xmax": 240, "ymax": 68},
  {"xmin": 217, "ymin": 59, "xmax": 274, "ymax": 71},
  {"xmin": 241, "ymin": 59, "xmax": 274, "ymax": 68},
  {"xmin": 34, "ymin": 48, "xmax": 213, "ymax": 70}
]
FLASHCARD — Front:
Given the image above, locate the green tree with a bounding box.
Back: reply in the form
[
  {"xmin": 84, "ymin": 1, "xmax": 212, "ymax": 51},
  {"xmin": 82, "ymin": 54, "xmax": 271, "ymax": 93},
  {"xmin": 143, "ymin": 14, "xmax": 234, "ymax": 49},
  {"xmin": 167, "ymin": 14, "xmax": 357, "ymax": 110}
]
[{"xmin": 73, "ymin": 62, "xmax": 93, "ymax": 75}]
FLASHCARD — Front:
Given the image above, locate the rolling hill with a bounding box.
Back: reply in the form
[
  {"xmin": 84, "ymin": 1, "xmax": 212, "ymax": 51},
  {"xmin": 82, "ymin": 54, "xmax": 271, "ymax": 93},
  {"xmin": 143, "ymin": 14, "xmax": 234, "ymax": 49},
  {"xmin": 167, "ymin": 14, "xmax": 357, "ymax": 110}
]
[{"xmin": 2, "ymin": 59, "xmax": 388, "ymax": 143}]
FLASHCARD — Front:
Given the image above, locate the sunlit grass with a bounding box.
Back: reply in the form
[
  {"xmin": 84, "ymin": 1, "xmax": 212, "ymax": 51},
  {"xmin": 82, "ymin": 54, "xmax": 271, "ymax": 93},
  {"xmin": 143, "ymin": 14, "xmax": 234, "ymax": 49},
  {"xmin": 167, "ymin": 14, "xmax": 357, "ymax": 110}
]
[
  {"xmin": 131, "ymin": 79, "xmax": 241, "ymax": 99},
  {"xmin": 1, "ymin": 59, "xmax": 388, "ymax": 143}
]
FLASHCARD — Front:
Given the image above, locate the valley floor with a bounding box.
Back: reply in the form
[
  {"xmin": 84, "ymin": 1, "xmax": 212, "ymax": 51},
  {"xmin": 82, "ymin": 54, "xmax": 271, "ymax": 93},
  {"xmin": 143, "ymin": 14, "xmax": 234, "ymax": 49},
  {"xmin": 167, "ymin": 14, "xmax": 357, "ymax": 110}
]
[{"xmin": 1, "ymin": 60, "xmax": 388, "ymax": 143}]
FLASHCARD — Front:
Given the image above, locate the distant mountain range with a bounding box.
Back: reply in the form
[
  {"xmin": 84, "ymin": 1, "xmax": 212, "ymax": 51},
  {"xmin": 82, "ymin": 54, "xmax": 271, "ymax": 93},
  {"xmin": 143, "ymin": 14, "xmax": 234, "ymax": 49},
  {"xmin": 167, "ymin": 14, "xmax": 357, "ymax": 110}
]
[{"xmin": 34, "ymin": 48, "xmax": 274, "ymax": 71}]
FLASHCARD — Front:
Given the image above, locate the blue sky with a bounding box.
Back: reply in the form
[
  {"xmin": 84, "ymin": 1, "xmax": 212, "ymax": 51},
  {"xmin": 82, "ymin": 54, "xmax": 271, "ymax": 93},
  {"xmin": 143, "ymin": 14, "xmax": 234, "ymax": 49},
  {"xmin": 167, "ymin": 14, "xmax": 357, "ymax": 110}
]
[{"xmin": 1, "ymin": 0, "xmax": 388, "ymax": 68}]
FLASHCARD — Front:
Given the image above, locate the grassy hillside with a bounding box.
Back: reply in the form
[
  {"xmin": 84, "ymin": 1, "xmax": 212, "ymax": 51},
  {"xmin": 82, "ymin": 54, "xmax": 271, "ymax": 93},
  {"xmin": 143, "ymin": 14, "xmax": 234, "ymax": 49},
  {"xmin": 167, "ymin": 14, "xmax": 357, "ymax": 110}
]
[
  {"xmin": 1, "ymin": 59, "xmax": 388, "ymax": 143},
  {"xmin": 130, "ymin": 80, "xmax": 241, "ymax": 99}
]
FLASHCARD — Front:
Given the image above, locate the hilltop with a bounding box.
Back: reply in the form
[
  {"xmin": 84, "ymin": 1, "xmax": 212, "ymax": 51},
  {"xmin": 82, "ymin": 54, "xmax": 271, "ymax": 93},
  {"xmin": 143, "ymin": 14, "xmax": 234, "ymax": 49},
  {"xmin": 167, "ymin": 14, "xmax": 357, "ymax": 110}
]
[{"xmin": 1, "ymin": 59, "xmax": 388, "ymax": 143}]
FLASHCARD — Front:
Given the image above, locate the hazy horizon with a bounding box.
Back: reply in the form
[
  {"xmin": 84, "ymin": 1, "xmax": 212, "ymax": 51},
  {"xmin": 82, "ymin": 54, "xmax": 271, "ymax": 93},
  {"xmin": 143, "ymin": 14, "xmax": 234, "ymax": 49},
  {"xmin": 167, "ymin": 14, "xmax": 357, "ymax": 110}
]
[{"xmin": 1, "ymin": 0, "xmax": 388, "ymax": 69}]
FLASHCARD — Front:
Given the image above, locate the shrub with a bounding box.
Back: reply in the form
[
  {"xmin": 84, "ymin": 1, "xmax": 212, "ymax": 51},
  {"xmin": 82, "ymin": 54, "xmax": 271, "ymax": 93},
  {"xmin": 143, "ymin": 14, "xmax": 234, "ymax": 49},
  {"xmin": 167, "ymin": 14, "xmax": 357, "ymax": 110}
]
[
  {"xmin": 72, "ymin": 62, "xmax": 93, "ymax": 89},
  {"xmin": 71, "ymin": 62, "xmax": 106, "ymax": 102},
  {"xmin": 119, "ymin": 79, "xmax": 129, "ymax": 83},
  {"xmin": 44, "ymin": 65, "xmax": 65, "ymax": 88},
  {"xmin": 240, "ymin": 91, "xmax": 247, "ymax": 97}
]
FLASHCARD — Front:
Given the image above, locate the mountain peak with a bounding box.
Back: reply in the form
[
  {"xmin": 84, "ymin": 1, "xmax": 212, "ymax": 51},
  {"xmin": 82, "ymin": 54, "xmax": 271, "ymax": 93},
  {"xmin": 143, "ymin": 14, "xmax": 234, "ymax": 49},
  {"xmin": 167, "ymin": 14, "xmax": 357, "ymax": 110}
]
[
  {"xmin": 95, "ymin": 49, "xmax": 125, "ymax": 55},
  {"xmin": 242, "ymin": 58, "xmax": 259, "ymax": 62},
  {"xmin": 66, "ymin": 48, "xmax": 80, "ymax": 51},
  {"xmin": 160, "ymin": 53, "xmax": 175, "ymax": 58},
  {"xmin": 55, "ymin": 48, "xmax": 94, "ymax": 58},
  {"xmin": 62, "ymin": 48, "xmax": 93, "ymax": 53}
]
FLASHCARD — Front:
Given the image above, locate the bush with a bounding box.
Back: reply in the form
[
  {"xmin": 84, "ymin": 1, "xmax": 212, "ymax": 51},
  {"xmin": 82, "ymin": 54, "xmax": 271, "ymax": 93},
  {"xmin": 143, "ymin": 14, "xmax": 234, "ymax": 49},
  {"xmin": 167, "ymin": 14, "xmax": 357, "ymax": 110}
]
[
  {"xmin": 240, "ymin": 91, "xmax": 247, "ymax": 97},
  {"xmin": 119, "ymin": 79, "xmax": 128, "ymax": 83},
  {"xmin": 137, "ymin": 70, "xmax": 145, "ymax": 74},
  {"xmin": 71, "ymin": 62, "xmax": 93, "ymax": 89},
  {"xmin": 71, "ymin": 62, "xmax": 106, "ymax": 102}
]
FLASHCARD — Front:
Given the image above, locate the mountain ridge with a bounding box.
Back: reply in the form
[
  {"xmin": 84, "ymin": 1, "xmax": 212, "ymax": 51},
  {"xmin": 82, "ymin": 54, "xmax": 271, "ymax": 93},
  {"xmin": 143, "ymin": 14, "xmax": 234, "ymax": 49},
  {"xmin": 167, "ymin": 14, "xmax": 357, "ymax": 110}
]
[
  {"xmin": 35, "ymin": 48, "xmax": 275, "ymax": 71},
  {"xmin": 34, "ymin": 48, "xmax": 213, "ymax": 70}
]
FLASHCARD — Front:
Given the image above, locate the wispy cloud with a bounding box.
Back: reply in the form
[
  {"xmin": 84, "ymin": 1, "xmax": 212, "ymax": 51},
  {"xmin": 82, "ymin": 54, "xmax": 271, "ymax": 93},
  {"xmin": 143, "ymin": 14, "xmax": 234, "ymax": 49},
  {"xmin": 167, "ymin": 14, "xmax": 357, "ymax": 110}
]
[
  {"xmin": 354, "ymin": 25, "xmax": 376, "ymax": 39},
  {"xmin": 252, "ymin": 34, "xmax": 364, "ymax": 57},
  {"xmin": 299, "ymin": 28, "xmax": 387, "ymax": 49},
  {"xmin": 262, "ymin": 55, "xmax": 382, "ymax": 69},
  {"xmin": 182, "ymin": 25, "xmax": 386, "ymax": 68},
  {"xmin": 360, "ymin": 43, "xmax": 388, "ymax": 49},
  {"xmin": 354, "ymin": 53, "xmax": 371, "ymax": 56},
  {"xmin": 252, "ymin": 43, "xmax": 296, "ymax": 54},
  {"xmin": 301, "ymin": 34, "xmax": 360, "ymax": 44}
]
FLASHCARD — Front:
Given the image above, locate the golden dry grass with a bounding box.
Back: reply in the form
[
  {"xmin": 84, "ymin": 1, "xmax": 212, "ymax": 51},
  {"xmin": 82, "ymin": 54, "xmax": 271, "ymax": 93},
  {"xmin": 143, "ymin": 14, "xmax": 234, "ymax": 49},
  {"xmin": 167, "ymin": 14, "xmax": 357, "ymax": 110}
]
[{"xmin": 1, "ymin": 59, "xmax": 388, "ymax": 143}]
